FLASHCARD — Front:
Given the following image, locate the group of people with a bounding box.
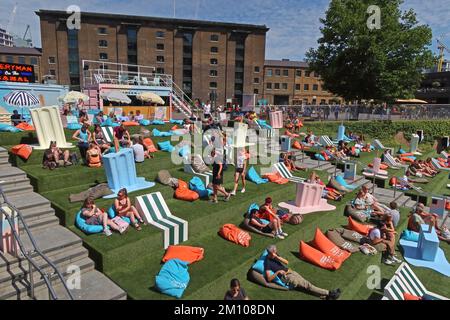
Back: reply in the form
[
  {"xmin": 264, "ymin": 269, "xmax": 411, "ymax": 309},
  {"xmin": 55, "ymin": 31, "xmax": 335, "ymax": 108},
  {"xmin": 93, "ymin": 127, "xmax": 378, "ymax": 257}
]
[
  {"xmin": 406, "ymin": 158, "xmax": 440, "ymax": 178},
  {"xmin": 408, "ymin": 203, "xmax": 450, "ymax": 243}
]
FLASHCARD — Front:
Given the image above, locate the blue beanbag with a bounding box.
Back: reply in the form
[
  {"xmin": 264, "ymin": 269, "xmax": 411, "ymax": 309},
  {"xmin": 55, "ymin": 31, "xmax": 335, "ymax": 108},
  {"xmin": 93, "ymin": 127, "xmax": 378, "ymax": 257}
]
[
  {"xmin": 335, "ymin": 175, "xmax": 357, "ymax": 190},
  {"xmin": 246, "ymin": 167, "xmax": 268, "ymax": 185},
  {"xmin": 315, "ymin": 154, "xmax": 326, "ymax": 161},
  {"xmin": 151, "ymin": 120, "xmax": 165, "ymax": 125},
  {"xmin": 170, "ymin": 119, "xmax": 184, "ymax": 125},
  {"xmin": 75, "ymin": 211, "xmax": 104, "ymax": 234},
  {"xmin": 257, "ymin": 120, "xmax": 272, "ymax": 130},
  {"xmin": 107, "ymin": 206, "xmax": 131, "ymax": 224},
  {"xmin": 178, "ymin": 145, "xmax": 191, "ymax": 157},
  {"xmin": 153, "ymin": 128, "xmax": 173, "ymax": 137},
  {"xmin": 158, "ymin": 141, "xmax": 175, "ymax": 152},
  {"xmin": 0, "ymin": 123, "xmax": 23, "ymax": 133},
  {"xmin": 102, "ymin": 118, "xmax": 120, "ymax": 127},
  {"xmin": 155, "ymin": 259, "xmax": 190, "ymax": 298},
  {"xmin": 140, "ymin": 119, "xmax": 151, "ymax": 126},
  {"xmin": 67, "ymin": 123, "xmax": 82, "ymax": 130},
  {"xmin": 401, "ymin": 230, "xmax": 420, "ymax": 242},
  {"xmin": 189, "ymin": 176, "xmax": 213, "ymax": 198},
  {"xmin": 252, "ymin": 251, "xmax": 289, "ymax": 289},
  {"xmin": 247, "ymin": 203, "xmax": 259, "ymax": 215}
]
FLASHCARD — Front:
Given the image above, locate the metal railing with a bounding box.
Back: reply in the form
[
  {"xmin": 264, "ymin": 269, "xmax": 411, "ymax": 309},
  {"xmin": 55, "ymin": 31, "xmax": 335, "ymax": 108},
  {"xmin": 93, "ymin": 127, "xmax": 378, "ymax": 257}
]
[{"xmin": 0, "ymin": 187, "xmax": 74, "ymax": 300}]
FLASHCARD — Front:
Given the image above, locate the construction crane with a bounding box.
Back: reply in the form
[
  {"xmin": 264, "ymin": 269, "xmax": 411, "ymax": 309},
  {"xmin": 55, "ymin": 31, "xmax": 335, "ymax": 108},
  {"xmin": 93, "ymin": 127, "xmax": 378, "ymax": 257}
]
[
  {"xmin": 437, "ymin": 38, "xmax": 450, "ymax": 72},
  {"xmin": 5, "ymin": 3, "xmax": 18, "ymax": 34}
]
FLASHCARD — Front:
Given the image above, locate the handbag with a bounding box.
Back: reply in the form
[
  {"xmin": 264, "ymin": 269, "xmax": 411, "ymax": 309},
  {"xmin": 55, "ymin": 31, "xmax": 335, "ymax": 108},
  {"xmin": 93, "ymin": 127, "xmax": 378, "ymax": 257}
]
[{"xmin": 112, "ymin": 216, "xmax": 129, "ymax": 234}]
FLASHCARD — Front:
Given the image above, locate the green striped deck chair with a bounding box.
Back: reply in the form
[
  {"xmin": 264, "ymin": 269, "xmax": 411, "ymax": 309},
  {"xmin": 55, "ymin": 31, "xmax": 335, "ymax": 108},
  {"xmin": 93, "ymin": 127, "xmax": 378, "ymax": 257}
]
[
  {"xmin": 101, "ymin": 126, "xmax": 115, "ymax": 144},
  {"xmin": 135, "ymin": 192, "xmax": 188, "ymax": 249},
  {"xmin": 382, "ymin": 263, "xmax": 448, "ymax": 300},
  {"xmin": 273, "ymin": 162, "xmax": 305, "ymax": 184}
]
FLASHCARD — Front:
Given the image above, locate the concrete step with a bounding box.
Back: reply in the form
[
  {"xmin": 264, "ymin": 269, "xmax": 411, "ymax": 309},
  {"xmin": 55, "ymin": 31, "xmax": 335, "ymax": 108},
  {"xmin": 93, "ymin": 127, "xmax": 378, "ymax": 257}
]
[
  {"xmin": 19, "ymin": 215, "xmax": 60, "ymax": 235},
  {"xmin": 0, "ymin": 183, "xmax": 34, "ymax": 197},
  {"xmin": 6, "ymin": 192, "xmax": 52, "ymax": 213},
  {"xmin": 404, "ymin": 199, "xmax": 418, "ymax": 209}
]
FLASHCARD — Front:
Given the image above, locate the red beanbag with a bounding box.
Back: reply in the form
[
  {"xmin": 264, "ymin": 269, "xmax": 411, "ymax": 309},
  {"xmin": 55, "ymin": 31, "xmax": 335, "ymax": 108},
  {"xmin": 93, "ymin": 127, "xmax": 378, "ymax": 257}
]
[
  {"xmin": 174, "ymin": 180, "xmax": 199, "ymax": 202},
  {"xmin": 299, "ymin": 241, "xmax": 342, "ymax": 270},
  {"xmin": 161, "ymin": 245, "xmax": 205, "ymax": 264},
  {"xmin": 347, "ymin": 217, "xmax": 371, "ymax": 236},
  {"xmin": 369, "ymin": 163, "xmax": 388, "ymax": 170},
  {"xmin": 219, "ymin": 224, "xmax": 251, "ymax": 247},
  {"xmin": 312, "ymin": 228, "xmax": 351, "ymax": 263},
  {"xmin": 292, "ymin": 140, "xmax": 303, "ymax": 150},
  {"xmin": 143, "ymin": 138, "xmax": 158, "ymax": 153},
  {"xmin": 263, "ymin": 172, "xmax": 289, "ymax": 185},
  {"xmin": 403, "ymin": 292, "xmax": 422, "ymax": 300},
  {"xmin": 122, "ymin": 121, "xmax": 139, "ymax": 127},
  {"xmin": 15, "ymin": 123, "xmax": 35, "ymax": 131},
  {"xmin": 11, "ymin": 144, "xmax": 33, "ymax": 160}
]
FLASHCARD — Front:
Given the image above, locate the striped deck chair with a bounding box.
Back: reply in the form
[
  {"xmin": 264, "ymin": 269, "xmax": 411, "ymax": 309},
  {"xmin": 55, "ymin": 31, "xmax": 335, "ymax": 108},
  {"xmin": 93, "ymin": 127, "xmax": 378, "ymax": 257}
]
[
  {"xmin": 319, "ymin": 135, "xmax": 333, "ymax": 147},
  {"xmin": 432, "ymin": 158, "xmax": 450, "ymax": 171},
  {"xmin": 441, "ymin": 151, "xmax": 449, "ymax": 159},
  {"xmin": 382, "ymin": 263, "xmax": 448, "ymax": 300},
  {"xmin": 101, "ymin": 126, "xmax": 115, "ymax": 144},
  {"xmin": 384, "ymin": 153, "xmax": 409, "ymax": 169},
  {"xmin": 135, "ymin": 192, "xmax": 188, "ymax": 249},
  {"xmin": 273, "ymin": 162, "xmax": 305, "ymax": 184},
  {"xmin": 184, "ymin": 155, "xmax": 213, "ymax": 186},
  {"xmin": 372, "ymin": 139, "xmax": 386, "ymax": 150}
]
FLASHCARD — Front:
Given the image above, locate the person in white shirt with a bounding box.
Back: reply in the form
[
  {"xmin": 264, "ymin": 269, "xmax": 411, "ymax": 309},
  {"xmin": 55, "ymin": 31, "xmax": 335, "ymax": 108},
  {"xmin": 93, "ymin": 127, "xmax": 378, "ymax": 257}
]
[
  {"xmin": 368, "ymin": 221, "xmax": 400, "ymax": 265},
  {"xmin": 204, "ymin": 101, "xmax": 212, "ymax": 119},
  {"xmin": 134, "ymin": 110, "xmax": 144, "ymax": 122},
  {"xmin": 230, "ymin": 148, "xmax": 248, "ymax": 196},
  {"xmin": 131, "ymin": 137, "xmax": 145, "ymax": 163},
  {"xmin": 361, "ymin": 185, "xmax": 385, "ymax": 216}
]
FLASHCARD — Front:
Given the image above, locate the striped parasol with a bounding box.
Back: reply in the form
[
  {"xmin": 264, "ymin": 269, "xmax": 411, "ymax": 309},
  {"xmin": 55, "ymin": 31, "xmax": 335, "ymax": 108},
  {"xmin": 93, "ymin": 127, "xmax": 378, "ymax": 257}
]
[{"xmin": 3, "ymin": 91, "xmax": 40, "ymax": 107}]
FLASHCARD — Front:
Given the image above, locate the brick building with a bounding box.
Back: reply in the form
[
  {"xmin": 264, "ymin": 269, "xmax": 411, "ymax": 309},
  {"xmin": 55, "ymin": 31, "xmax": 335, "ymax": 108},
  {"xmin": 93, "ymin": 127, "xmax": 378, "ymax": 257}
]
[
  {"xmin": 36, "ymin": 9, "xmax": 268, "ymax": 105},
  {"xmin": 263, "ymin": 59, "xmax": 342, "ymax": 105},
  {"xmin": 0, "ymin": 46, "xmax": 42, "ymax": 83}
]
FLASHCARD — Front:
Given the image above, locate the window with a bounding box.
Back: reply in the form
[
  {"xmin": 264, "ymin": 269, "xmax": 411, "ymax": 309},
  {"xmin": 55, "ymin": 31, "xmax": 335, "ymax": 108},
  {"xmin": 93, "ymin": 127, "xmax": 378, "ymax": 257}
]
[
  {"xmin": 48, "ymin": 56, "xmax": 56, "ymax": 64},
  {"xmin": 313, "ymin": 84, "xmax": 319, "ymax": 91},
  {"xmin": 156, "ymin": 31, "xmax": 165, "ymax": 38},
  {"xmin": 18, "ymin": 56, "xmax": 25, "ymax": 64},
  {"xmin": 157, "ymin": 56, "xmax": 165, "ymax": 63},
  {"xmin": 283, "ymin": 69, "xmax": 289, "ymax": 77},
  {"xmin": 210, "ymin": 46, "xmax": 218, "ymax": 54},
  {"xmin": 254, "ymin": 66, "xmax": 260, "ymax": 73},
  {"xmin": 266, "ymin": 83, "xmax": 272, "ymax": 89},
  {"xmin": 266, "ymin": 69, "xmax": 273, "ymax": 76},
  {"xmin": 127, "ymin": 27, "xmax": 138, "ymax": 69},
  {"xmin": 274, "ymin": 83, "xmax": 280, "ymax": 90},
  {"xmin": 210, "ymin": 34, "xmax": 219, "ymax": 42},
  {"xmin": 98, "ymin": 27, "xmax": 107, "ymax": 35},
  {"xmin": 275, "ymin": 69, "xmax": 281, "ymax": 76},
  {"xmin": 156, "ymin": 67, "xmax": 165, "ymax": 74},
  {"xmin": 99, "ymin": 40, "xmax": 108, "ymax": 47},
  {"xmin": 156, "ymin": 43, "xmax": 164, "ymax": 51},
  {"xmin": 296, "ymin": 84, "xmax": 301, "ymax": 91},
  {"xmin": 305, "ymin": 70, "xmax": 311, "ymax": 77},
  {"xmin": 296, "ymin": 69, "xmax": 302, "ymax": 77},
  {"xmin": 30, "ymin": 57, "xmax": 38, "ymax": 65},
  {"xmin": 49, "ymin": 69, "xmax": 56, "ymax": 76},
  {"xmin": 282, "ymin": 83, "xmax": 288, "ymax": 90},
  {"xmin": 254, "ymin": 77, "xmax": 260, "ymax": 84},
  {"xmin": 254, "ymin": 89, "xmax": 259, "ymax": 94},
  {"xmin": 5, "ymin": 55, "xmax": 13, "ymax": 63},
  {"xmin": 210, "ymin": 58, "xmax": 218, "ymax": 65},
  {"xmin": 209, "ymin": 82, "xmax": 218, "ymax": 89},
  {"xmin": 99, "ymin": 53, "xmax": 108, "ymax": 60},
  {"xmin": 304, "ymin": 84, "xmax": 309, "ymax": 91},
  {"xmin": 210, "ymin": 70, "xmax": 218, "ymax": 77}
]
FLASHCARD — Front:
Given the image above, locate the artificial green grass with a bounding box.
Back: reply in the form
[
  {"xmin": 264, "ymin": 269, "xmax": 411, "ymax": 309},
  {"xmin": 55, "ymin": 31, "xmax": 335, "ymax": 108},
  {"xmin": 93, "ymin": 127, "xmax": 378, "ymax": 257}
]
[{"xmin": 2, "ymin": 124, "xmax": 450, "ymax": 300}]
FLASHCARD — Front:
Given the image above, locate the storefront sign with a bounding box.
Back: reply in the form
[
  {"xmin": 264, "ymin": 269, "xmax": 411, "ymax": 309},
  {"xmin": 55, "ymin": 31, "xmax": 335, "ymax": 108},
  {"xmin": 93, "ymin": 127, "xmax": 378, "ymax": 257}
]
[{"xmin": 0, "ymin": 62, "xmax": 35, "ymax": 83}]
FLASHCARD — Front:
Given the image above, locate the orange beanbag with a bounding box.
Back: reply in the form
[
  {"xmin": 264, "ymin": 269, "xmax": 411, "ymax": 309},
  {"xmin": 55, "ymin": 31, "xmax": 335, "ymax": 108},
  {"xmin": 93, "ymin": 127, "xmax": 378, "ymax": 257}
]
[
  {"xmin": 347, "ymin": 217, "xmax": 371, "ymax": 236},
  {"xmin": 122, "ymin": 121, "xmax": 139, "ymax": 127},
  {"xmin": 369, "ymin": 163, "xmax": 388, "ymax": 170},
  {"xmin": 15, "ymin": 123, "xmax": 35, "ymax": 131},
  {"xmin": 321, "ymin": 151, "xmax": 330, "ymax": 161},
  {"xmin": 174, "ymin": 180, "xmax": 199, "ymax": 202},
  {"xmin": 446, "ymin": 201, "xmax": 450, "ymax": 211},
  {"xmin": 312, "ymin": 229, "xmax": 351, "ymax": 263},
  {"xmin": 219, "ymin": 224, "xmax": 251, "ymax": 247},
  {"xmin": 11, "ymin": 144, "xmax": 33, "ymax": 160},
  {"xmin": 263, "ymin": 172, "xmax": 289, "ymax": 185},
  {"xmin": 299, "ymin": 241, "xmax": 342, "ymax": 270},
  {"xmin": 143, "ymin": 138, "xmax": 158, "ymax": 153},
  {"xmin": 400, "ymin": 157, "xmax": 414, "ymax": 163},
  {"xmin": 171, "ymin": 125, "xmax": 178, "ymax": 131},
  {"xmin": 403, "ymin": 292, "xmax": 422, "ymax": 300},
  {"xmin": 292, "ymin": 140, "xmax": 303, "ymax": 150},
  {"xmin": 161, "ymin": 245, "xmax": 205, "ymax": 264}
]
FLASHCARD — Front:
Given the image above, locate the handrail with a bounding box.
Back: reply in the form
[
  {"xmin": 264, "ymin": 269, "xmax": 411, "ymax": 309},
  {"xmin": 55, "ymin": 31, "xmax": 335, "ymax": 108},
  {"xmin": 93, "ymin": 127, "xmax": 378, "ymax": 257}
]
[{"xmin": 0, "ymin": 187, "xmax": 74, "ymax": 300}]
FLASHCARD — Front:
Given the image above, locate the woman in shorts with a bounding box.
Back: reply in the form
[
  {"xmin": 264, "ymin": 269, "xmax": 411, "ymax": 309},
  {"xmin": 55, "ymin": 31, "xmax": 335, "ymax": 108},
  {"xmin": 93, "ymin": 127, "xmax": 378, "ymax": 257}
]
[
  {"xmin": 82, "ymin": 198, "xmax": 120, "ymax": 236},
  {"xmin": 230, "ymin": 148, "xmax": 247, "ymax": 196}
]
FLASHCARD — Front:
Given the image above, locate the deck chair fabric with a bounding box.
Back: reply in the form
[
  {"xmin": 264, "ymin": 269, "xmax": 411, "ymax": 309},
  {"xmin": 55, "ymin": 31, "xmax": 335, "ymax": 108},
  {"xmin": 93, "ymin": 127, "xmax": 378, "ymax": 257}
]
[
  {"xmin": 383, "ymin": 263, "xmax": 449, "ymax": 300},
  {"xmin": 384, "ymin": 153, "xmax": 409, "ymax": 169},
  {"xmin": 273, "ymin": 162, "xmax": 305, "ymax": 184},
  {"xmin": 136, "ymin": 192, "xmax": 188, "ymax": 249},
  {"xmin": 372, "ymin": 139, "xmax": 386, "ymax": 150},
  {"xmin": 432, "ymin": 158, "xmax": 450, "ymax": 171},
  {"xmin": 319, "ymin": 136, "xmax": 334, "ymax": 147},
  {"xmin": 101, "ymin": 126, "xmax": 115, "ymax": 143}
]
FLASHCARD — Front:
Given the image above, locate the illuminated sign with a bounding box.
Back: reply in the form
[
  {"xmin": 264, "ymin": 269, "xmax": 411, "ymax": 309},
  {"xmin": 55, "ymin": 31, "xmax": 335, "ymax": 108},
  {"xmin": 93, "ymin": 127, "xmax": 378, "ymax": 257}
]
[{"xmin": 0, "ymin": 62, "xmax": 35, "ymax": 83}]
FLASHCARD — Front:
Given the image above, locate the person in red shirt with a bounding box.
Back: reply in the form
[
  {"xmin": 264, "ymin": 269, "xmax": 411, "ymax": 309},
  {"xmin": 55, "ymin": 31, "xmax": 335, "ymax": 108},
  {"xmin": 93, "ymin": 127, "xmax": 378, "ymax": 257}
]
[{"xmin": 113, "ymin": 121, "xmax": 131, "ymax": 149}]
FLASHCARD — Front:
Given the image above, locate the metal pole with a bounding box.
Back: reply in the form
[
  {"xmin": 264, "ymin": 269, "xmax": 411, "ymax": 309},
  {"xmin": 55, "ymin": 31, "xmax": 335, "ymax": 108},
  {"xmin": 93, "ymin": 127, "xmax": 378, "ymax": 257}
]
[{"xmin": 28, "ymin": 259, "xmax": 35, "ymax": 299}]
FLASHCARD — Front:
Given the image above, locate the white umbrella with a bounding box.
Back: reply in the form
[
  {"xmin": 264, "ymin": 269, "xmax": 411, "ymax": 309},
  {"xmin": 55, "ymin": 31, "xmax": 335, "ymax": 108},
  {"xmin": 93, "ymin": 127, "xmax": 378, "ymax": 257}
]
[
  {"xmin": 3, "ymin": 90, "xmax": 40, "ymax": 120},
  {"xmin": 62, "ymin": 91, "xmax": 89, "ymax": 104},
  {"xmin": 100, "ymin": 91, "xmax": 132, "ymax": 104},
  {"xmin": 136, "ymin": 92, "xmax": 165, "ymax": 105}
]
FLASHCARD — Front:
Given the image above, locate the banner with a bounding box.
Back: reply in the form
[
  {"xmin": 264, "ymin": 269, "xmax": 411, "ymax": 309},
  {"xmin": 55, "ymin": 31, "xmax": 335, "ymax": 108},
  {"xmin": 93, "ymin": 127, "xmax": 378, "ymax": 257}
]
[{"xmin": 0, "ymin": 62, "xmax": 36, "ymax": 83}]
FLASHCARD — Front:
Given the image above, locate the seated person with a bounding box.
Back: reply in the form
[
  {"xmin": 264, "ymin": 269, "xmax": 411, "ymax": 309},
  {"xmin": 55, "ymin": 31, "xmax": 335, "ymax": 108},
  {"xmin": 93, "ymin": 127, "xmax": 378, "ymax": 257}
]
[
  {"xmin": 86, "ymin": 143, "xmax": 102, "ymax": 168},
  {"xmin": 264, "ymin": 245, "xmax": 341, "ymax": 300},
  {"xmin": 303, "ymin": 131, "xmax": 316, "ymax": 145},
  {"xmin": 48, "ymin": 141, "xmax": 72, "ymax": 167},
  {"xmin": 293, "ymin": 118, "xmax": 303, "ymax": 133},
  {"xmin": 10, "ymin": 110, "xmax": 24, "ymax": 126},
  {"xmin": 281, "ymin": 152, "xmax": 304, "ymax": 172},
  {"xmin": 138, "ymin": 136, "xmax": 154, "ymax": 159},
  {"xmin": 368, "ymin": 221, "xmax": 401, "ymax": 265},
  {"xmin": 118, "ymin": 111, "xmax": 130, "ymax": 122},
  {"xmin": 82, "ymin": 197, "xmax": 120, "ymax": 236},
  {"xmin": 224, "ymin": 279, "xmax": 249, "ymax": 301},
  {"xmin": 361, "ymin": 185, "xmax": 385, "ymax": 216},
  {"xmin": 424, "ymin": 158, "xmax": 439, "ymax": 175},
  {"xmin": 94, "ymin": 111, "xmax": 105, "ymax": 125},
  {"xmin": 248, "ymin": 208, "xmax": 281, "ymax": 239},
  {"xmin": 353, "ymin": 191, "xmax": 373, "ymax": 218},
  {"xmin": 113, "ymin": 122, "xmax": 132, "ymax": 148},
  {"xmin": 108, "ymin": 111, "xmax": 118, "ymax": 123},
  {"xmin": 131, "ymin": 137, "xmax": 148, "ymax": 163},
  {"xmin": 93, "ymin": 125, "xmax": 111, "ymax": 154},
  {"xmin": 408, "ymin": 203, "xmax": 441, "ymax": 233},
  {"xmin": 258, "ymin": 198, "xmax": 288, "ymax": 239},
  {"xmin": 377, "ymin": 202, "xmax": 400, "ymax": 228},
  {"xmin": 308, "ymin": 172, "xmax": 342, "ymax": 201},
  {"xmin": 79, "ymin": 113, "xmax": 91, "ymax": 127},
  {"xmin": 72, "ymin": 124, "xmax": 92, "ymax": 164},
  {"xmin": 134, "ymin": 110, "xmax": 144, "ymax": 122},
  {"xmin": 129, "ymin": 111, "xmax": 135, "ymax": 122},
  {"xmin": 114, "ymin": 188, "xmax": 146, "ymax": 231}
]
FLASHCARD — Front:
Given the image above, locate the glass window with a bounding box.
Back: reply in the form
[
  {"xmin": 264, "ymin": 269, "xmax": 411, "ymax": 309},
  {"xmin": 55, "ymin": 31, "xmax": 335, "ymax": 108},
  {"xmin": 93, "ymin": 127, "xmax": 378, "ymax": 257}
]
[
  {"xmin": 209, "ymin": 82, "xmax": 218, "ymax": 89},
  {"xmin": 30, "ymin": 57, "xmax": 38, "ymax": 65},
  {"xmin": 275, "ymin": 69, "xmax": 281, "ymax": 76},
  {"xmin": 210, "ymin": 70, "xmax": 218, "ymax": 77},
  {"xmin": 266, "ymin": 69, "xmax": 273, "ymax": 76},
  {"xmin": 210, "ymin": 46, "xmax": 218, "ymax": 53},
  {"xmin": 274, "ymin": 83, "xmax": 280, "ymax": 90},
  {"xmin": 49, "ymin": 69, "xmax": 56, "ymax": 76},
  {"xmin": 48, "ymin": 56, "xmax": 56, "ymax": 64},
  {"xmin": 282, "ymin": 83, "xmax": 288, "ymax": 90},
  {"xmin": 157, "ymin": 56, "xmax": 165, "ymax": 63},
  {"xmin": 156, "ymin": 31, "xmax": 165, "ymax": 38},
  {"xmin": 99, "ymin": 40, "xmax": 108, "ymax": 47},
  {"xmin": 156, "ymin": 43, "xmax": 164, "ymax": 51},
  {"xmin": 266, "ymin": 83, "xmax": 272, "ymax": 89},
  {"xmin": 99, "ymin": 53, "xmax": 108, "ymax": 60},
  {"xmin": 283, "ymin": 69, "xmax": 289, "ymax": 76},
  {"xmin": 254, "ymin": 89, "xmax": 259, "ymax": 94},
  {"xmin": 210, "ymin": 34, "xmax": 219, "ymax": 42},
  {"xmin": 313, "ymin": 84, "xmax": 319, "ymax": 91},
  {"xmin": 98, "ymin": 27, "xmax": 107, "ymax": 35},
  {"xmin": 304, "ymin": 84, "xmax": 309, "ymax": 91},
  {"xmin": 296, "ymin": 69, "xmax": 302, "ymax": 77},
  {"xmin": 254, "ymin": 66, "xmax": 260, "ymax": 73},
  {"xmin": 305, "ymin": 70, "xmax": 311, "ymax": 77},
  {"xmin": 18, "ymin": 56, "xmax": 25, "ymax": 64},
  {"xmin": 156, "ymin": 67, "xmax": 165, "ymax": 74},
  {"xmin": 210, "ymin": 58, "xmax": 218, "ymax": 65},
  {"xmin": 296, "ymin": 84, "xmax": 301, "ymax": 91},
  {"xmin": 254, "ymin": 78, "xmax": 259, "ymax": 84}
]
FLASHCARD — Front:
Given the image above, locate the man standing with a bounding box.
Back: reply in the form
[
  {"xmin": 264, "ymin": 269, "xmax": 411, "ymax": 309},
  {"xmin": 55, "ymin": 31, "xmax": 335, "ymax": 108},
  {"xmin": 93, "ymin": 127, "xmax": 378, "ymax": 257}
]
[
  {"xmin": 264, "ymin": 245, "xmax": 341, "ymax": 300},
  {"xmin": 204, "ymin": 100, "xmax": 212, "ymax": 119}
]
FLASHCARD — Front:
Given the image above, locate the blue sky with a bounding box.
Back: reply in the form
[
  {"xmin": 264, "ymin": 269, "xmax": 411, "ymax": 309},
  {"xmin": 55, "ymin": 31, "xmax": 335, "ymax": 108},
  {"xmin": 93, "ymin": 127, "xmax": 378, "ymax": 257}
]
[{"xmin": 1, "ymin": 0, "xmax": 450, "ymax": 60}]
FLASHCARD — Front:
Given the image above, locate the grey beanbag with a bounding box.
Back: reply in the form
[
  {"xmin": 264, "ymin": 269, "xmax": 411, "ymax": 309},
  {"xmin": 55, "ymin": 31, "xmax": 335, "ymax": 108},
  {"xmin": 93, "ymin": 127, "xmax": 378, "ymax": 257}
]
[
  {"xmin": 247, "ymin": 269, "xmax": 289, "ymax": 291},
  {"xmin": 335, "ymin": 228, "xmax": 368, "ymax": 245},
  {"xmin": 344, "ymin": 205, "xmax": 368, "ymax": 223},
  {"xmin": 326, "ymin": 229, "xmax": 359, "ymax": 253}
]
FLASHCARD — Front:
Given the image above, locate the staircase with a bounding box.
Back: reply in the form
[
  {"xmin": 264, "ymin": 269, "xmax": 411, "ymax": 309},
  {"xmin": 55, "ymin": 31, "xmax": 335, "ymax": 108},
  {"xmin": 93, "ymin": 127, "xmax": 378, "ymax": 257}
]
[
  {"xmin": 0, "ymin": 147, "xmax": 126, "ymax": 300},
  {"xmin": 170, "ymin": 80, "xmax": 203, "ymax": 119}
]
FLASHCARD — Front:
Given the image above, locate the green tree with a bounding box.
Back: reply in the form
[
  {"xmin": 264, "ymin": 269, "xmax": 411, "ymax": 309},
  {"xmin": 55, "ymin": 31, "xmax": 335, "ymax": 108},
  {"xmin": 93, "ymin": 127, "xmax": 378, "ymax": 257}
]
[{"xmin": 306, "ymin": 0, "xmax": 434, "ymax": 103}]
